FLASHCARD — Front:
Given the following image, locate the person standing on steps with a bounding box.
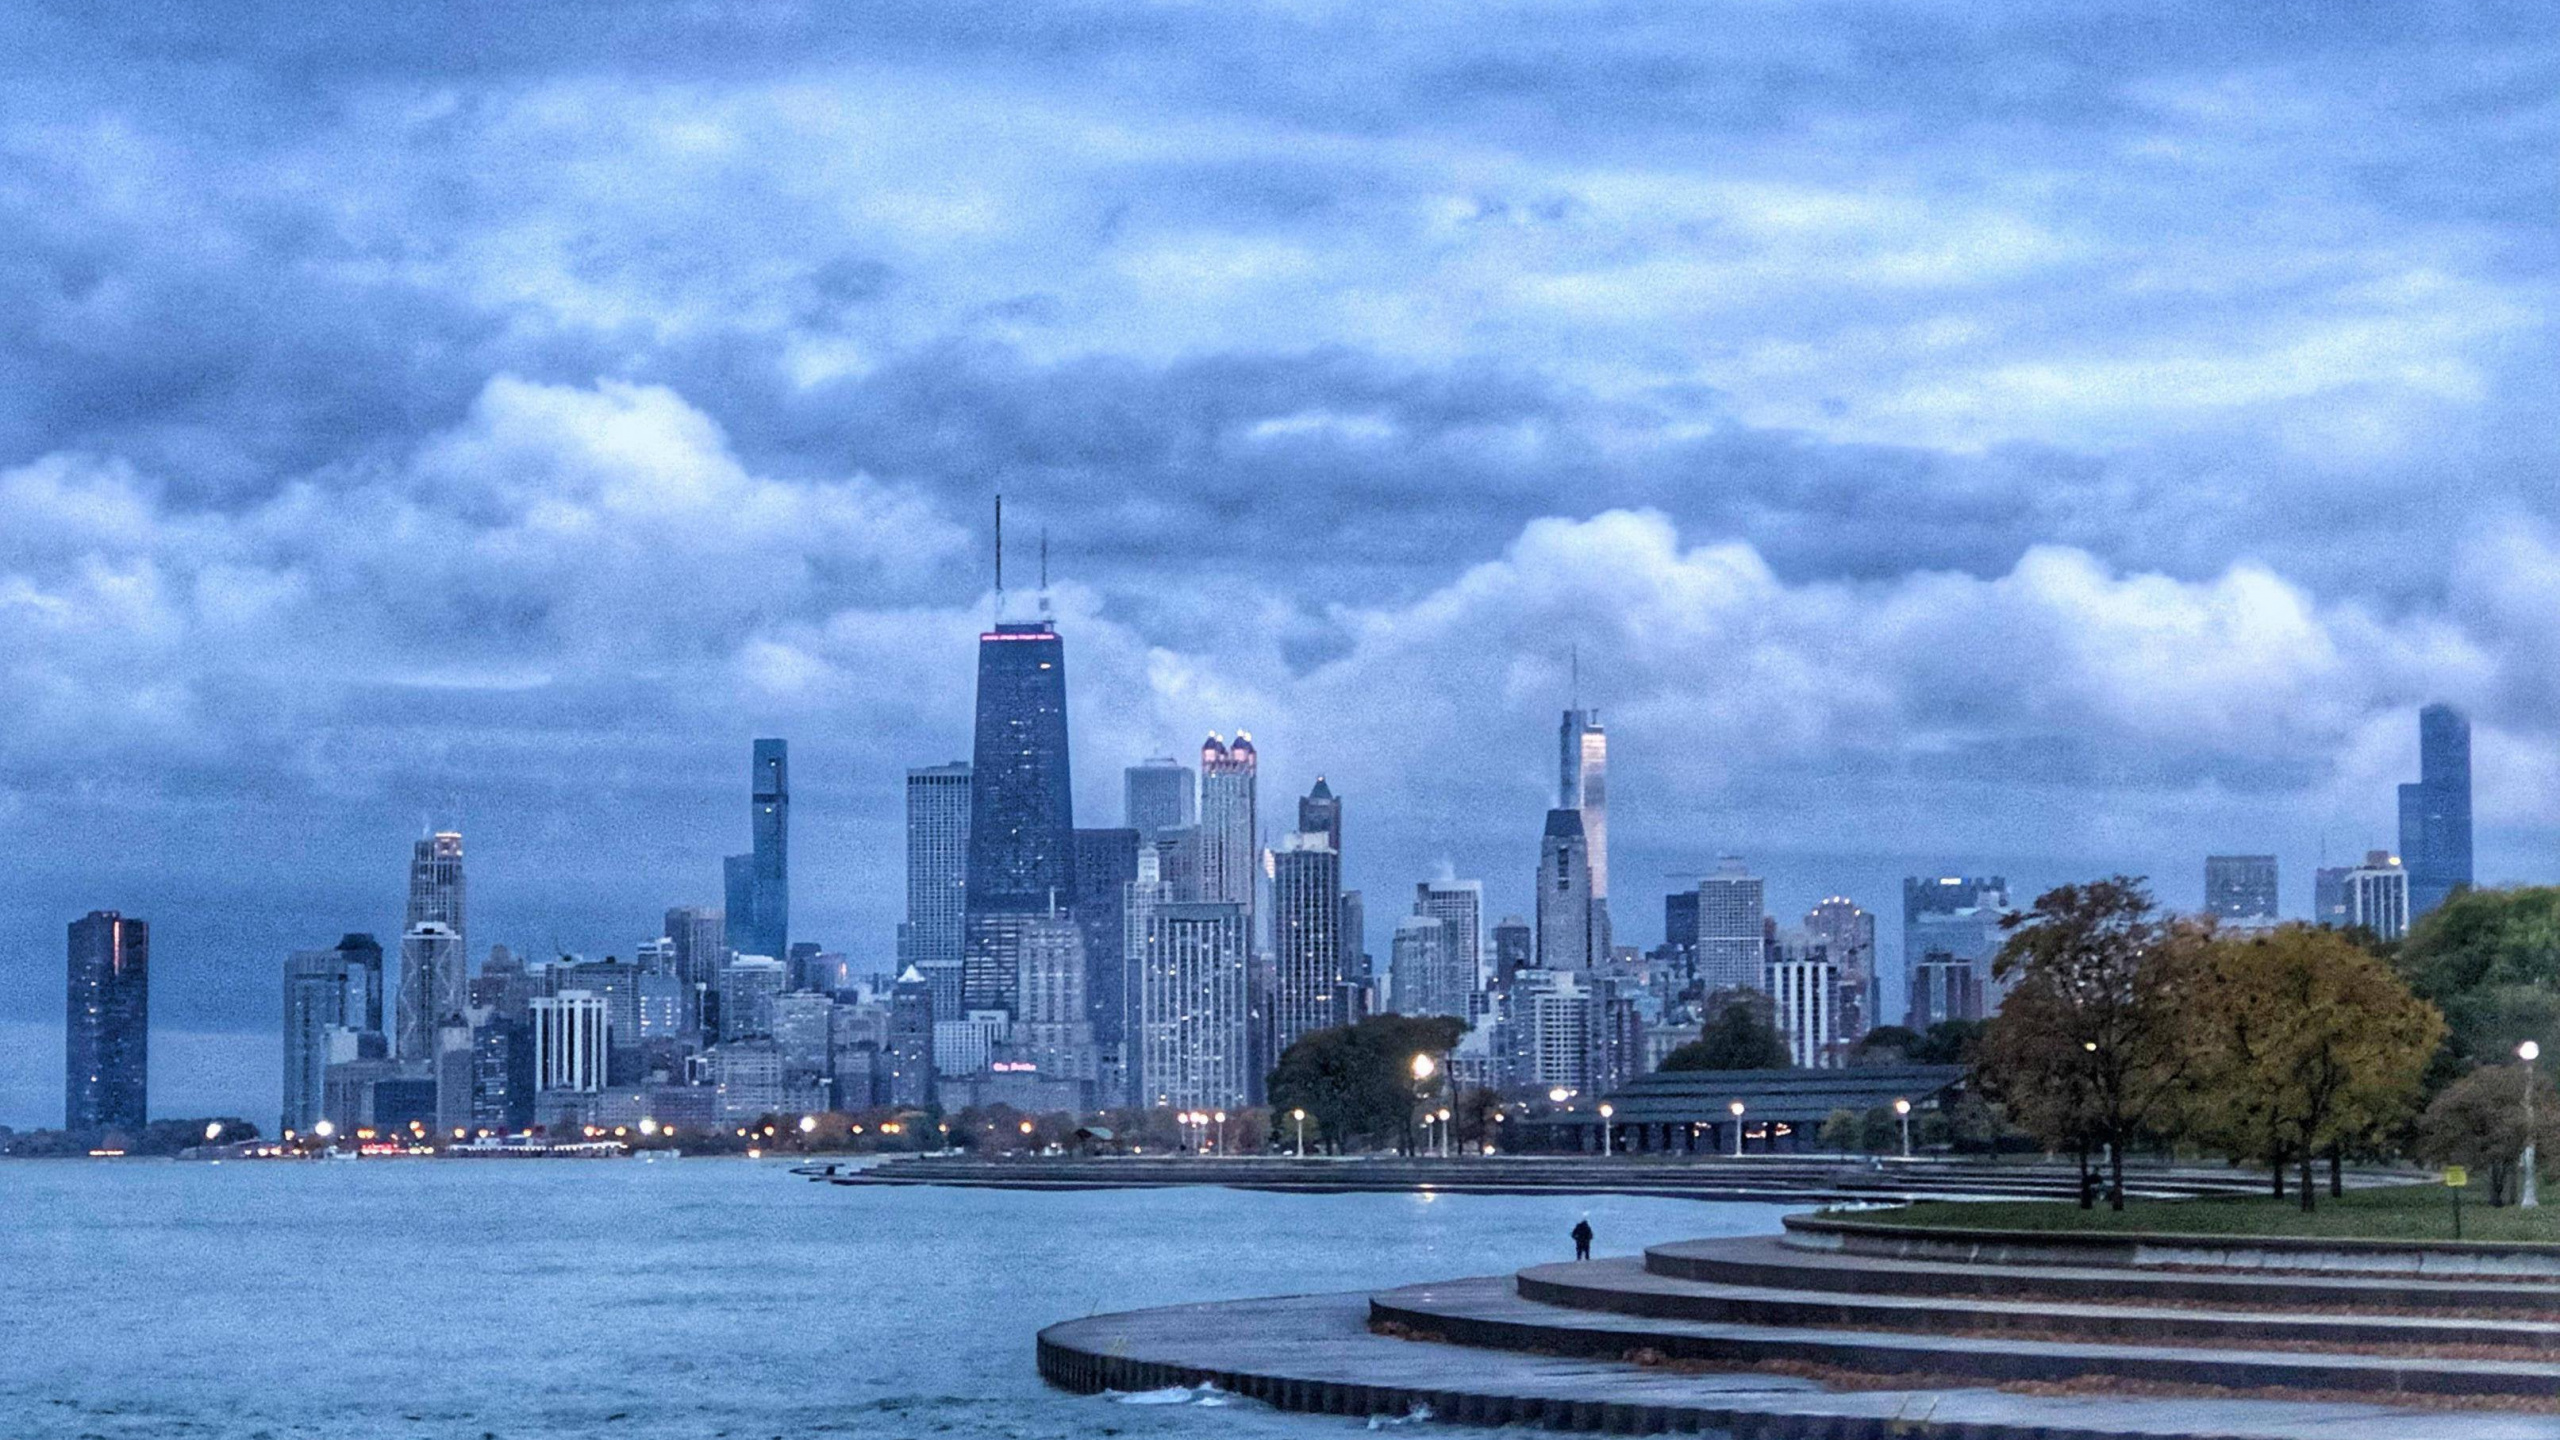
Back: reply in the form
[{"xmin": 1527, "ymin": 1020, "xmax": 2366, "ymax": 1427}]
[{"xmin": 1570, "ymin": 1217, "xmax": 1594, "ymax": 1261}]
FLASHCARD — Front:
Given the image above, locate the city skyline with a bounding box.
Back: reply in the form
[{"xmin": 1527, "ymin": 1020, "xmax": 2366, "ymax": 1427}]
[{"xmin": 5, "ymin": 6, "xmax": 2553, "ymax": 1127}]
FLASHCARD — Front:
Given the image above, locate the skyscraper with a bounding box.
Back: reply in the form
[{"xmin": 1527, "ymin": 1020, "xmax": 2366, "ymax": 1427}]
[
  {"xmin": 1073, "ymin": 826, "xmax": 1141, "ymax": 1088},
  {"xmin": 1536, "ymin": 809, "xmax": 1595, "ymax": 970},
  {"xmin": 2204, "ymin": 855, "xmax": 2280, "ymax": 924},
  {"xmin": 1138, "ymin": 901, "xmax": 1251, "ymax": 1110},
  {"xmin": 663, "ymin": 905, "xmax": 727, "ymax": 1041},
  {"xmin": 966, "ymin": 619, "xmax": 1076, "ymax": 915},
  {"xmin": 2398, "ymin": 703, "xmax": 2473, "ymax": 919},
  {"xmin": 887, "ymin": 966, "xmax": 937, "ymax": 1107},
  {"xmin": 743, "ymin": 738, "xmax": 790, "ymax": 962},
  {"xmin": 66, "ymin": 911, "xmax": 148, "ymax": 1135},
  {"xmin": 1198, "ymin": 734, "xmax": 1259, "ymax": 924},
  {"xmin": 396, "ymin": 922, "xmax": 465, "ymax": 1060},
  {"xmin": 1011, "ymin": 912, "xmax": 1095, "ymax": 1087},
  {"xmin": 1124, "ymin": 757, "xmax": 1196, "ymax": 835},
  {"xmin": 1297, "ymin": 778, "xmax": 1342, "ymax": 854},
  {"xmin": 964, "ymin": 615, "xmax": 1076, "ymax": 1023},
  {"xmin": 1802, "ymin": 897, "xmax": 1877, "ymax": 1040},
  {"xmin": 905, "ymin": 761, "xmax": 972, "ymax": 990},
  {"xmin": 406, "ymin": 832, "xmax": 465, "ymax": 945},
  {"xmin": 2342, "ymin": 850, "xmax": 2411, "ymax": 940},
  {"xmin": 1559, "ymin": 707, "xmax": 1607, "ymax": 902},
  {"xmin": 283, "ymin": 945, "xmax": 368, "ymax": 1135},
  {"xmin": 1413, "ymin": 879, "xmax": 1485, "ymax": 988},
  {"xmin": 1490, "ymin": 916, "xmax": 1533, "ymax": 988},
  {"xmin": 1764, "ymin": 932, "xmax": 1839, "ymax": 1068},
  {"xmin": 1695, "ymin": 858, "xmax": 1767, "ymax": 994},
  {"xmin": 1271, "ymin": 829, "xmax": 1344, "ymax": 1050},
  {"xmin": 1903, "ymin": 875, "xmax": 2010, "ymax": 1028}
]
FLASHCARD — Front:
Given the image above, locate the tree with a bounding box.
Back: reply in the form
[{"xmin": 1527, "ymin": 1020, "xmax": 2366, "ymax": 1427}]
[
  {"xmin": 1660, "ymin": 993, "xmax": 1791, "ymax": 1071},
  {"xmin": 2180, "ymin": 926, "xmax": 2443, "ymax": 1211},
  {"xmin": 1818, "ymin": 1107, "xmax": 1863, "ymax": 1152},
  {"xmin": 1267, "ymin": 1014, "xmax": 1468, "ymax": 1152},
  {"xmin": 2415, "ymin": 1064, "xmax": 2560, "ymax": 1205},
  {"xmin": 1852, "ymin": 1020, "xmax": 1980, "ymax": 1066},
  {"xmin": 1974, "ymin": 968, "xmax": 2105, "ymax": 1202},
  {"xmin": 1979, "ymin": 877, "xmax": 2187, "ymax": 1211},
  {"xmin": 2394, "ymin": 886, "xmax": 2560, "ymax": 1069}
]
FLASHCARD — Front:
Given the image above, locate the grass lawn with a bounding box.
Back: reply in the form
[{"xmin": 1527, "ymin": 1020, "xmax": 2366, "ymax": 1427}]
[{"xmin": 1856, "ymin": 1182, "xmax": 2560, "ymax": 1244}]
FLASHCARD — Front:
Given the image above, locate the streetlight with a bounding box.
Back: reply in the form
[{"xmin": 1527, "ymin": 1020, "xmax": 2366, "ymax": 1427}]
[
  {"xmin": 1292, "ymin": 1107, "xmax": 1307, "ymax": 1158},
  {"xmin": 1437, "ymin": 1107, "xmax": 1452, "ymax": 1159},
  {"xmin": 313, "ymin": 1119, "xmax": 336, "ymax": 1142},
  {"xmin": 798, "ymin": 1115, "xmax": 817, "ymax": 1134},
  {"xmin": 1597, "ymin": 1102, "xmax": 1615, "ymax": 1157},
  {"xmin": 203, "ymin": 1122, "xmax": 223, "ymax": 1142},
  {"xmin": 1728, "ymin": 1100, "xmax": 1745, "ymax": 1158},
  {"xmin": 2523, "ymin": 1040, "xmax": 2542, "ymax": 1210},
  {"xmin": 1549, "ymin": 1086, "xmax": 1570, "ymax": 1106},
  {"xmin": 1894, "ymin": 1098, "xmax": 1912, "ymax": 1159},
  {"xmin": 1213, "ymin": 1110, "xmax": 1228, "ymax": 1155}
]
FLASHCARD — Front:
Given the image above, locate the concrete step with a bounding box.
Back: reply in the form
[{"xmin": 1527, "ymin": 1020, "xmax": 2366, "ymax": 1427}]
[
  {"xmin": 1648, "ymin": 1234, "xmax": 2560, "ymax": 1313},
  {"xmin": 1520, "ymin": 1257, "xmax": 2560, "ymax": 1352},
  {"xmin": 1039, "ymin": 1288, "xmax": 2560, "ymax": 1439},
  {"xmin": 1372, "ymin": 1276, "xmax": 2560, "ymax": 1402}
]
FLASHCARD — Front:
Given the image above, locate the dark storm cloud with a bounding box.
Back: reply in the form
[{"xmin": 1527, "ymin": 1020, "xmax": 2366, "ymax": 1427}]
[{"xmin": 0, "ymin": 1, "xmax": 2553, "ymax": 1121}]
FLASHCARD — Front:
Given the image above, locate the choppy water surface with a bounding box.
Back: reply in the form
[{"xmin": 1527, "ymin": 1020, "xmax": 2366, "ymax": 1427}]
[{"xmin": 0, "ymin": 1159, "xmax": 1791, "ymax": 1438}]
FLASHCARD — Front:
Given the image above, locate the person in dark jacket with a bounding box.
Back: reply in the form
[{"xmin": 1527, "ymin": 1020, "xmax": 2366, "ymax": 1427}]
[{"xmin": 1570, "ymin": 1217, "xmax": 1594, "ymax": 1260}]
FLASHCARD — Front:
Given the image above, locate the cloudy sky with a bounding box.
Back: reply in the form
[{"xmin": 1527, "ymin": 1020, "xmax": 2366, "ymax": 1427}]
[{"xmin": 4, "ymin": 3, "xmax": 2553, "ymax": 1125}]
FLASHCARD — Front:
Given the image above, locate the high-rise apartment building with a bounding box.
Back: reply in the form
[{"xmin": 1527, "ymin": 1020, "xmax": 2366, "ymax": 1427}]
[
  {"xmin": 738, "ymin": 738, "xmax": 790, "ymax": 963},
  {"xmin": 1536, "ymin": 809, "xmax": 1596, "ymax": 970},
  {"xmin": 1389, "ymin": 914, "xmax": 1472, "ymax": 1020},
  {"xmin": 1271, "ymin": 829, "xmax": 1344, "ymax": 1049},
  {"xmin": 283, "ymin": 943, "xmax": 381, "ymax": 1136},
  {"xmin": 718, "ymin": 955, "xmax": 787, "ymax": 1040},
  {"xmin": 1413, "ymin": 879, "xmax": 1485, "ymax": 990},
  {"xmin": 1695, "ymin": 859, "xmax": 1767, "ymax": 994},
  {"xmin": 1138, "ymin": 901, "xmax": 1251, "ymax": 1110},
  {"xmin": 1559, "ymin": 708, "xmax": 1608, "ymax": 900},
  {"xmin": 2341, "ymin": 850, "xmax": 2411, "ymax": 940},
  {"xmin": 395, "ymin": 922, "xmax": 465, "ymax": 1061},
  {"xmin": 1198, "ymin": 734, "xmax": 1259, "ymax": 925},
  {"xmin": 66, "ymin": 912, "xmax": 148, "ymax": 1135},
  {"xmin": 2398, "ymin": 703, "xmax": 2473, "ymax": 919},
  {"xmin": 905, "ymin": 761, "xmax": 972, "ymax": 993},
  {"xmin": 1011, "ymin": 913, "xmax": 1095, "ymax": 1087},
  {"xmin": 1124, "ymin": 757, "xmax": 1196, "ymax": 835},
  {"xmin": 1764, "ymin": 932, "xmax": 1839, "ymax": 1068},
  {"xmin": 2204, "ymin": 855, "xmax": 2280, "ymax": 925}
]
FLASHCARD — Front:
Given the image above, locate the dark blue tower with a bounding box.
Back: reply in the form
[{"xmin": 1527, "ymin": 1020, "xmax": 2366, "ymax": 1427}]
[
  {"xmin": 2398, "ymin": 702, "xmax": 2472, "ymax": 919},
  {"xmin": 965, "ymin": 621, "xmax": 1076, "ymax": 915},
  {"xmin": 748, "ymin": 738, "xmax": 789, "ymax": 961},
  {"xmin": 66, "ymin": 911, "xmax": 148, "ymax": 1134}
]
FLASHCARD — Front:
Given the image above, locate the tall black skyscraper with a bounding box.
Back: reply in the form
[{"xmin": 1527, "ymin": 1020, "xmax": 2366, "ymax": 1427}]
[
  {"xmin": 66, "ymin": 911, "xmax": 148, "ymax": 1134},
  {"xmin": 1073, "ymin": 827, "xmax": 1141, "ymax": 1076},
  {"xmin": 2398, "ymin": 702, "xmax": 2473, "ymax": 919},
  {"xmin": 725, "ymin": 739, "xmax": 790, "ymax": 961},
  {"xmin": 965, "ymin": 621, "xmax": 1075, "ymax": 915}
]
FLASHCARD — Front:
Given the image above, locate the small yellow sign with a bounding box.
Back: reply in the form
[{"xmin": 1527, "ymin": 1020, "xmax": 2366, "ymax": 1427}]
[{"xmin": 2445, "ymin": 1166, "xmax": 2469, "ymax": 1188}]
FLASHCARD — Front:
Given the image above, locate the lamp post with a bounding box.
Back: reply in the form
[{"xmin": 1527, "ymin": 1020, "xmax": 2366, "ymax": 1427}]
[
  {"xmin": 1213, "ymin": 1110, "xmax": 1228, "ymax": 1156},
  {"xmin": 1597, "ymin": 1102, "xmax": 1614, "ymax": 1157},
  {"xmin": 1893, "ymin": 1098, "xmax": 1912, "ymax": 1159},
  {"xmin": 1292, "ymin": 1107, "xmax": 1307, "ymax": 1158},
  {"xmin": 1728, "ymin": 1100, "xmax": 1745, "ymax": 1158},
  {"xmin": 1437, "ymin": 1107, "xmax": 1453, "ymax": 1159},
  {"xmin": 2523, "ymin": 1040, "xmax": 2542, "ymax": 1210},
  {"xmin": 1412, "ymin": 1054, "xmax": 1437, "ymax": 1157}
]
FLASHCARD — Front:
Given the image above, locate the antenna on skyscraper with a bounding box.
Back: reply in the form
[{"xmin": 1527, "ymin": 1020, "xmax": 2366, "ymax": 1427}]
[
  {"xmin": 1571, "ymin": 643, "xmax": 1580, "ymax": 710},
  {"xmin": 993, "ymin": 493, "xmax": 1005, "ymax": 619},
  {"xmin": 1038, "ymin": 527, "xmax": 1052, "ymax": 616}
]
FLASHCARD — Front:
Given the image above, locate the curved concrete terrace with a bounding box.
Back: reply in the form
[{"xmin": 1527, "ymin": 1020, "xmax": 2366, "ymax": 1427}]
[
  {"xmin": 1783, "ymin": 1211, "xmax": 2560, "ymax": 1281},
  {"xmin": 1039, "ymin": 1220, "xmax": 2560, "ymax": 1438}
]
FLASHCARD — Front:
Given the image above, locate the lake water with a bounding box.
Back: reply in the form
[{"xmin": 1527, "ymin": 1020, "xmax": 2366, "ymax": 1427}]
[{"xmin": 0, "ymin": 1159, "xmax": 1794, "ymax": 1438}]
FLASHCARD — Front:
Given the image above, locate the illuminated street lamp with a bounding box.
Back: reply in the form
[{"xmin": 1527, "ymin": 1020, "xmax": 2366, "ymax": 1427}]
[
  {"xmin": 2523, "ymin": 1040, "xmax": 2543, "ymax": 1210},
  {"xmin": 1292, "ymin": 1107, "xmax": 1307, "ymax": 1158},
  {"xmin": 1597, "ymin": 1102, "xmax": 1615, "ymax": 1158},
  {"xmin": 1894, "ymin": 1098, "xmax": 1912, "ymax": 1159},
  {"xmin": 799, "ymin": 1115, "xmax": 817, "ymax": 1133},
  {"xmin": 1437, "ymin": 1107, "xmax": 1453, "ymax": 1159},
  {"xmin": 313, "ymin": 1119, "xmax": 336, "ymax": 1142},
  {"xmin": 203, "ymin": 1122, "xmax": 223, "ymax": 1142},
  {"xmin": 1728, "ymin": 1100, "xmax": 1745, "ymax": 1158},
  {"xmin": 1213, "ymin": 1110, "xmax": 1228, "ymax": 1155},
  {"xmin": 1548, "ymin": 1086, "xmax": 1570, "ymax": 1106}
]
